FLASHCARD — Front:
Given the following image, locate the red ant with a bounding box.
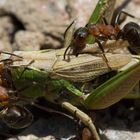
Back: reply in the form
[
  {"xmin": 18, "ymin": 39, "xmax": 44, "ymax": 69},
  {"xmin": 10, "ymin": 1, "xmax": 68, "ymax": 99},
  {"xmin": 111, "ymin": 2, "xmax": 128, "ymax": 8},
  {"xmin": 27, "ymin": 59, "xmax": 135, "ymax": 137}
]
[
  {"xmin": 0, "ymin": 87, "xmax": 33, "ymax": 130},
  {"xmin": 63, "ymin": 11, "xmax": 140, "ymax": 63},
  {"xmin": 0, "ymin": 84, "xmax": 33, "ymax": 129},
  {"xmin": 0, "ymin": 52, "xmax": 33, "ymax": 129}
]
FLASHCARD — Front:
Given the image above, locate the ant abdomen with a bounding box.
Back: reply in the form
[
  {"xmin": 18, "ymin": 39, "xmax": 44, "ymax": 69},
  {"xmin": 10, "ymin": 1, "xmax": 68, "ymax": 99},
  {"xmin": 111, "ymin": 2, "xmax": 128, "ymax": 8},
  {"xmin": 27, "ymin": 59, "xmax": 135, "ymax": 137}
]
[
  {"xmin": 121, "ymin": 22, "xmax": 140, "ymax": 54},
  {"xmin": 122, "ymin": 22, "xmax": 140, "ymax": 46}
]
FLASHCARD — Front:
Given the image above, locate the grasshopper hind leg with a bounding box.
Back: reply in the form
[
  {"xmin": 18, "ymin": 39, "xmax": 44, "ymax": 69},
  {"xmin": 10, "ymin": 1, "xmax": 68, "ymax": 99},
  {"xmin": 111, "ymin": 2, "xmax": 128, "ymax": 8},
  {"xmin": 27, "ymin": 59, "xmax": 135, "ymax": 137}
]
[{"xmin": 62, "ymin": 101, "xmax": 100, "ymax": 140}]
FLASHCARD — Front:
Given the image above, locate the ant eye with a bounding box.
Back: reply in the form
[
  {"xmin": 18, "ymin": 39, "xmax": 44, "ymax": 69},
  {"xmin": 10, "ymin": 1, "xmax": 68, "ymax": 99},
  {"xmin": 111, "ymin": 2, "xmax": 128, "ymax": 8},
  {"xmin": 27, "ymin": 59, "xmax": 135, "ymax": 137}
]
[
  {"xmin": 74, "ymin": 27, "xmax": 88, "ymax": 39},
  {"xmin": 79, "ymin": 32, "xmax": 87, "ymax": 38}
]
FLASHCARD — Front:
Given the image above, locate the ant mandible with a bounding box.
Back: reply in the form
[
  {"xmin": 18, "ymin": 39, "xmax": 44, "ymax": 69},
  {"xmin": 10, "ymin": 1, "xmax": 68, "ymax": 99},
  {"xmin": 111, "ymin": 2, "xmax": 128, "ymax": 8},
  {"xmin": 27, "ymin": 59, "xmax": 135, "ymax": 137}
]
[{"xmin": 63, "ymin": 11, "xmax": 140, "ymax": 62}]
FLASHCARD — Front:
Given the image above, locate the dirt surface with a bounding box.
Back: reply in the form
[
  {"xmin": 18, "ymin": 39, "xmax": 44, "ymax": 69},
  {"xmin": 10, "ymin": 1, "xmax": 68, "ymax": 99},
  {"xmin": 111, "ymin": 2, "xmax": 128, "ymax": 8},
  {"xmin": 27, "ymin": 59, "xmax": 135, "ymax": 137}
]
[
  {"xmin": 0, "ymin": 0, "xmax": 97, "ymax": 51},
  {"xmin": 0, "ymin": 0, "xmax": 140, "ymax": 140}
]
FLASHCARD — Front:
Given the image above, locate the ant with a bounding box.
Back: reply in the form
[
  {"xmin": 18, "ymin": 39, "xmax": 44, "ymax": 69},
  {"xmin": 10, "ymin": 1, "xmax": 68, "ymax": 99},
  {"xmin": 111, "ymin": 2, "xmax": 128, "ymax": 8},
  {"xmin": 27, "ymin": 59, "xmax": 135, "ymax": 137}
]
[
  {"xmin": 0, "ymin": 80, "xmax": 33, "ymax": 130},
  {"xmin": 63, "ymin": 10, "xmax": 140, "ymax": 63},
  {"xmin": 0, "ymin": 52, "xmax": 33, "ymax": 129}
]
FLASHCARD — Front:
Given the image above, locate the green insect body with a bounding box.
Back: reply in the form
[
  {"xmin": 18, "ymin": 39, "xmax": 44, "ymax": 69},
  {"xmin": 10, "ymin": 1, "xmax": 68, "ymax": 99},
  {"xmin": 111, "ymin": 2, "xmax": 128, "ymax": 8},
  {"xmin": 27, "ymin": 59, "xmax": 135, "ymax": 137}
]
[
  {"xmin": 9, "ymin": 57, "xmax": 140, "ymax": 140},
  {"xmin": 11, "ymin": 58, "xmax": 140, "ymax": 110}
]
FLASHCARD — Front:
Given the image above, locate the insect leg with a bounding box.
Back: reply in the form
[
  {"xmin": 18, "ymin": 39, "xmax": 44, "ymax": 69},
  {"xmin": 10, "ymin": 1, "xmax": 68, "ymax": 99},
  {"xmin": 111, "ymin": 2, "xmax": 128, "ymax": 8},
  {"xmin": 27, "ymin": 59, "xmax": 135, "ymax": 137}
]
[
  {"xmin": 62, "ymin": 101, "xmax": 100, "ymax": 140},
  {"xmin": 95, "ymin": 39, "xmax": 112, "ymax": 70},
  {"xmin": 95, "ymin": 39, "xmax": 105, "ymax": 53},
  {"xmin": 111, "ymin": 0, "xmax": 131, "ymax": 26},
  {"xmin": 101, "ymin": 16, "xmax": 109, "ymax": 25},
  {"xmin": 114, "ymin": 11, "xmax": 140, "ymax": 26}
]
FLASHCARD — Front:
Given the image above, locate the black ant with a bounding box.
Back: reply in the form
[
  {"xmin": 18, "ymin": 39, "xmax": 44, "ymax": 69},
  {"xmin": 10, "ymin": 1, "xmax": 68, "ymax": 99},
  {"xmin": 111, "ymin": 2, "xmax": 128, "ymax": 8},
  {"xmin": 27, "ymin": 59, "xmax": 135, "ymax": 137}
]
[{"xmin": 63, "ymin": 10, "xmax": 140, "ymax": 62}]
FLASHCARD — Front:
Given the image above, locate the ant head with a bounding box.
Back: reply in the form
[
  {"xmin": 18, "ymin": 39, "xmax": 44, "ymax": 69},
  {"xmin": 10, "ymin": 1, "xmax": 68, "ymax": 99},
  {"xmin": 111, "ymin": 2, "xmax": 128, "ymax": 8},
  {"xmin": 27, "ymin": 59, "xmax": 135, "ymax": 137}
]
[
  {"xmin": 1, "ymin": 105, "xmax": 33, "ymax": 129},
  {"xmin": 73, "ymin": 27, "xmax": 89, "ymax": 40}
]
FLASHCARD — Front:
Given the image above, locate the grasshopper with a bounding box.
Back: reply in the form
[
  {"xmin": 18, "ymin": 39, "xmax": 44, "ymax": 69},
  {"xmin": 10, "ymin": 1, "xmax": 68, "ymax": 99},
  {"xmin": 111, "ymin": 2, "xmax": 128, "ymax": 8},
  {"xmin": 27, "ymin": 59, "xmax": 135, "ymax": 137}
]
[
  {"xmin": 0, "ymin": 47, "xmax": 137, "ymax": 140},
  {"xmin": 0, "ymin": 0, "xmax": 139, "ymax": 139}
]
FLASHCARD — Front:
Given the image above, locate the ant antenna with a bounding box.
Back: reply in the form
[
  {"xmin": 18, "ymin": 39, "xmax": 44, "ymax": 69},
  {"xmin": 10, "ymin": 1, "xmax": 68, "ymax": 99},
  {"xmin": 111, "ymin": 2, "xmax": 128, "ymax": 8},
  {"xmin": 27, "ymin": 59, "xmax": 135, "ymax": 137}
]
[
  {"xmin": 64, "ymin": 19, "xmax": 76, "ymax": 39},
  {"xmin": 63, "ymin": 45, "xmax": 71, "ymax": 60},
  {"xmin": 115, "ymin": 11, "xmax": 140, "ymax": 26},
  {"xmin": 63, "ymin": 20, "xmax": 76, "ymax": 61},
  {"xmin": 111, "ymin": 0, "xmax": 131, "ymax": 26}
]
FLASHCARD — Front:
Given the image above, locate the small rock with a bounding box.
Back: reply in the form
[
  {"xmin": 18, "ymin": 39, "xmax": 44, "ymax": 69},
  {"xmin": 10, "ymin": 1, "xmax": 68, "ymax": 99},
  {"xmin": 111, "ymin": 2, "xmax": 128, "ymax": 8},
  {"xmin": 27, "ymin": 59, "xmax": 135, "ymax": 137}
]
[
  {"xmin": 101, "ymin": 129, "xmax": 135, "ymax": 140},
  {"xmin": 0, "ymin": 16, "xmax": 15, "ymax": 36},
  {"xmin": 8, "ymin": 135, "xmax": 56, "ymax": 140},
  {"xmin": 14, "ymin": 31, "xmax": 45, "ymax": 51},
  {"xmin": 0, "ymin": 38, "xmax": 12, "ymax": 52}
]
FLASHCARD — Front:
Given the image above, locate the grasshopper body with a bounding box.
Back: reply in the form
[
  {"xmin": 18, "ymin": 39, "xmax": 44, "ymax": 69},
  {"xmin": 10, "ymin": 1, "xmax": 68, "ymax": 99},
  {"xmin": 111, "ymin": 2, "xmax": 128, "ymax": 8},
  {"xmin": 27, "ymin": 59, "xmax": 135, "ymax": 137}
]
[
  {"xmin": 0, "ymin": 47, "xmax": 131, "ymax": 140},
  {"xmin": 11, "ymin": 48, "xmax": 131, "ymax": 82},
  {"xmin": 5, "ymin": 49, "xmax": 139, "ymax": 140}
]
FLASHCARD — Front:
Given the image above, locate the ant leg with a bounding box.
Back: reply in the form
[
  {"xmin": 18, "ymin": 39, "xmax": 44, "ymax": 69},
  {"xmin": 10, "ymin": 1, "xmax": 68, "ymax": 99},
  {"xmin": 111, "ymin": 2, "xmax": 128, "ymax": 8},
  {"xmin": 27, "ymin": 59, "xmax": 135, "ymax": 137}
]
[
  {"xmin": 116, "ymin": 30, "xmax": 123, "ymax": 39},
  {"xmin": 95, "ymin": 39, "xmax": 105, "ymax": 53},
  {"xmin": 95, "ymin": 39, "xmax": 111, "ymax": 70},
  {"xmin": 121, "ymin": 11, "xmax": 140, "ymax": 20},
  {"xmin": 111, "ymin": 0, "xmax": 131, "ymax": 25},
  {"xmin": 114, "ymin": 10, "xmax": 140, "ymax": 26},
  {"xmin": 101, "ymin": 16, "xmax": 109, "ymax": 25}
]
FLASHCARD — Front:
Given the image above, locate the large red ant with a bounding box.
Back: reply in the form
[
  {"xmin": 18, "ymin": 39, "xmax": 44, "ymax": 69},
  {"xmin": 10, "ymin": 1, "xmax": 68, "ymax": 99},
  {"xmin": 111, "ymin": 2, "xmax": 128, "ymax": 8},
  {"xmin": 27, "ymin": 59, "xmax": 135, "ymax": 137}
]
[
  {"xmin": 0, "ymin": 52, "xmax": 33, "ymax": 129},
  {"xmin": 63, "ymin": 11, "xmax": 140, "ymax": 62}
]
